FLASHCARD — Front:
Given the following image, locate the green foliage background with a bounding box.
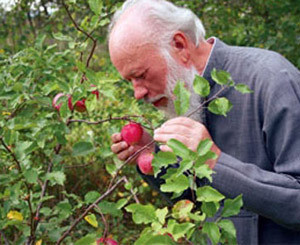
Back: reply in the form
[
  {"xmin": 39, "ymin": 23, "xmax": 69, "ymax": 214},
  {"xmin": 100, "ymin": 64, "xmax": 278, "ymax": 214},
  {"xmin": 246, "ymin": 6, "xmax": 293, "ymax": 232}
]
[{"xmin": 0, "ymin": 0, "xmax": 299, "ymax": 244}]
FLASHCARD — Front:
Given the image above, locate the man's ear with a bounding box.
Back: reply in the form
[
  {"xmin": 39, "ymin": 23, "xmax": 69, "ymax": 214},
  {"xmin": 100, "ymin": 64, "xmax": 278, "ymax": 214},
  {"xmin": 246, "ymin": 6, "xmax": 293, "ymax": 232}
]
[{"xmin": 171, "ymin": 32, "xmax": 190, "ymax": 65}]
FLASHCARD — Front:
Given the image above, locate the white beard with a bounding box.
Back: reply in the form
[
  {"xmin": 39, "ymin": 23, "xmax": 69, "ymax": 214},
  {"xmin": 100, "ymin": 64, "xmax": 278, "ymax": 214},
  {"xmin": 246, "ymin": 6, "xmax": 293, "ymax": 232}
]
[{"xmin": 159, "ymin": 49, "xmax": 205, "ymax": 123}]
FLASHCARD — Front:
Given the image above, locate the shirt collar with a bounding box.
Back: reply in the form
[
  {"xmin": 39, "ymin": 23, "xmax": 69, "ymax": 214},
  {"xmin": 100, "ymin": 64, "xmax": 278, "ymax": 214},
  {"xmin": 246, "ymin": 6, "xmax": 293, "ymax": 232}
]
[{"xmin": 202, "ymin": 37, "xmax": 228, "ymax": 88}]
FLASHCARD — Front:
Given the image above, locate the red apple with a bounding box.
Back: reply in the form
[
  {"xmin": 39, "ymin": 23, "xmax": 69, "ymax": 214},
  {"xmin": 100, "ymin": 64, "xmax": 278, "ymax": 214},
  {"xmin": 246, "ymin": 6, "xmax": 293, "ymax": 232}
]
[
  {"xmin": 52, "ymin": 93, "xmax": 65, "ymax": 111},
  {"xmin": 92, "ymin": 90, "xmax": 100, "ymax": 100},
  {"xmin": 74, "ymin": 99, "xmax": 87, "ymax": 113},
  {"xmin": 137, "ymin": 152, "xmax": 154, "ymax": 175},
  {"xmin": 67, "ymin": 94, "xmax": 74, "ymax": 111},
  {"xmin": 96, "ymin": 237, "xmax": 118, "ymax": 245},
  {"xmin": 121, "ymin": 122, "xmax": 143, "ymax": 145}
]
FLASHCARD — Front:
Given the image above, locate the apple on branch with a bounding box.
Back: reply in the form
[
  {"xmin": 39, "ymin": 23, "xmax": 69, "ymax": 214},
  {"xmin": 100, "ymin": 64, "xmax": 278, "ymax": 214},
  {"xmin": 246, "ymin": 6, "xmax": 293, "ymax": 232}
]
[
  {"xmin": 121, "ymin": 122, "xmax": 143, "ymax": 146},
  {"xmin": 137, "ymin": 152, "xmax": 154, "ymax": 175}
]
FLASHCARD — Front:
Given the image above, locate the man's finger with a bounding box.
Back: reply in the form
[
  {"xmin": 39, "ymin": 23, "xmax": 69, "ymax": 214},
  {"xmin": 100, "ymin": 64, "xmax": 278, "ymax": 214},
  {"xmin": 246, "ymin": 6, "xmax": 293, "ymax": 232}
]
[
  {"xmin": 154, "ymin": 125, "xmax": 188, "ymax": 135},
  {"xmin": 159, "ymin": 145, "xmax": 173, "ymax": 152},
  {"xmin": 118, "ymin": 146, "xmax": 135, "ymax": 161},
  {"xmin": 111, "ymin": 133, "xmax": 122, "ymax": 143},
  {"xmin": 161, "ymin": 117, "xmax": 195, "ymax": 128},
  {"xmin": 111, "ymin": 141, "xmax": 128, "ymax": 154},
  {"xmin": 154, "ymin": 133, "xmax": 188, "ymax": 145}
]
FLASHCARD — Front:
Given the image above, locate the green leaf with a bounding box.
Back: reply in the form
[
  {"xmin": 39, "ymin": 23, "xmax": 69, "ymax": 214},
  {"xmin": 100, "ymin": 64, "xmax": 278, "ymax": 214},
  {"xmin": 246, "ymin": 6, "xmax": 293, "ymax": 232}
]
[
  {"xmin": 152, "ymin": 151, "xmax": 177, "ymax": 177},
  {"xmin": 176, "ymin": 159, "xmax": 193, "ymax": 177},
  {"xmin": 84, "ymin": 191, "xmax": 101, "ymax": 203},
  {"xmin": 88, "ymin": 0, "xmax": 103, "ymax": 15},
  {"xmin": 116, "ymin": 198, "xmax": 128, "ymax": 209},
  {"xmin": 201, "ymin": 202, "xmax": 220, "ymax": 217},
  {"xmin": 174, "ymin": 81, "xmax": 191, "ymax": 116},
  {"xmin": 172, "ymin": 200, "xmax": 194, "ymax": 220},
  {"xmin": 46, "ymin": 172, "xmax": 66, "ymax": 186},
  {"xmin": 197, "ymin": 139, "xmax": 213, "ymax": 156},
  {"xmin": 221, "ymin": 194, "xmax": 243, "ymax": 217},
  {"xmin": 195, "ymin": 163, "xmax": 214, "ymax": 182},
  {"xmin": 160, "ymin": 174, "xmax": 189, "ymax": 194},
  {"xmin": 167, "ymin": 220, "xmax": 195, "ymax": 241},
  {"xmin": 135, "ymin": 234, "xmax": 176, "ymax": 245},
  {"xmin": 193, "ymin": 75, "xmax": 210, "ymax": 97},
  {"xmin": 208, "ymin": 97, "xmax": 233, "ymax": 116},
  {"xmin": 35, "ymin": 34, "xmax": 46, "ymax": 50},
  {"xmin": 197, "ymin": 186, "xmax": 225, "ymax": 202},
  {"xmin": 53, "ymin": 32, "xmax": 73, "ymax": 42},
  {"xmin": 15, "ymin": 141, "xmax": 32, "ymax": 160},
  {"xmin": 105, "ymin": 163, "xmax": 117, "ymax": 176},
  {"xmin": 98, "ymin": 201, "xmax": 122, "ymax": 217},
  {"xmin": 218, "ymin": 219, "xmax": 236, "ymax": 239},
  {"xmin": 188, "ymin": 211, "xmax": 206, "ymax": 222},
  {"xmin": 211, "ymin": 68, "xmax": 232, "ymax": 85},
  {"xmin": 125, "ymin": 204, "xmax": 156, "ymax": 224},
  {"xmin": 167, "ymin": 139, "xmax": 193, "ymax": 160},
  {"xmin": 202, "ymin": 222, "xmax": 221, "ymax": 245},
  {"xmin": 72, "ymin": 141, "xmax": 94, "ymax": 157},
  {"xmin": 75, "ymin": 234, "xmax": 97, "ymax": 245},
  {"xmin": 56, "ymin": 200, "xmax": 72, "ymax": 219},
  {"xmin": 24, "ymin": 169, "xmax": 38, "ymax": 184},
  {"xmin": 195, "ymin": 151, "xmax": 217, "ymax": 167},
  {"xmin": 234, "ymin": 84, "xmax": 253, "ymax": 94},
  {"xmin": 155, "ymin": 207, "xmax": 168, "ymax": 225}
]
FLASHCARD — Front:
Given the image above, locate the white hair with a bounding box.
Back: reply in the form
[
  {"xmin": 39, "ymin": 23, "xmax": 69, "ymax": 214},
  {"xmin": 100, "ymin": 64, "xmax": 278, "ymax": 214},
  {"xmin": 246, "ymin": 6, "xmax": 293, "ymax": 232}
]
[
  {"xmin": 108, "ymin": 0, "xmax": 206, "ymax": 47},
  {"xmin": 160, "ymin": 48, "xmax": 204, "ymax": 122}
]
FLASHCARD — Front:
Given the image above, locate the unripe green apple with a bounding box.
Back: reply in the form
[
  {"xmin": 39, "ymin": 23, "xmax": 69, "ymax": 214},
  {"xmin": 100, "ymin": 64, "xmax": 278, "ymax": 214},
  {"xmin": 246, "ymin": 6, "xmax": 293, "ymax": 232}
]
[{"xmin": 121, "ymin": 122, "xmax": 143, "ymax": 145}]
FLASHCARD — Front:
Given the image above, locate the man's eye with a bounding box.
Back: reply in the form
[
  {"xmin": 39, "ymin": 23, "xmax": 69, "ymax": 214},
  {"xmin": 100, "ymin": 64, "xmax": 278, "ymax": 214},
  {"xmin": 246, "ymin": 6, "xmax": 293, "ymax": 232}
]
[{"xmin": 136, "ymin": 73, "xmax": 145, "ymax": 80}]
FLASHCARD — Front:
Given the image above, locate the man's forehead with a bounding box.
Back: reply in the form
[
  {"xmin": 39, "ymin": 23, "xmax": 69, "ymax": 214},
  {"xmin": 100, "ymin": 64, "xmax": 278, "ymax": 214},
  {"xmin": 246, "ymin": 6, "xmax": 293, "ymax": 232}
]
[{"xmin": 109, "ymin": 3, "xmax": 154, "ymax": 50}]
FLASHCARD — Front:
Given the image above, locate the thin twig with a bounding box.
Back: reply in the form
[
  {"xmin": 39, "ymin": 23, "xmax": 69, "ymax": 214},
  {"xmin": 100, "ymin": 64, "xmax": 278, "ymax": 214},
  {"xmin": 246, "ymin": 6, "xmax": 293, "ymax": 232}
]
[
  {"xmin": 68, "ymin": 115, "xmax": 153, "ymax": 130},
  {"xmin": 0, "ymin": 137, "xmax": 21, "ymax": 171},
  {"xmin": 64, "ymin": 162, "xmax": 94, "ymax": 169},
  {"xmin": 62, "ymin": 0, "xmax": 97, "ymax": 83},
  {"xmin": 56, "ymin": 177, "xmax": 126, "ymax": 245},
  {"xmin": 124, "ymin": 176, "xmax": 140, "ymax": 204},
  {"xmin": 34, "ymin": 162, "xmax": 54, "ymax": 222},
  {"xmin": 186, "ymin": 85, "xmax": 228, "ymax": 118},
  {"xmin": 93, "ymin": 207, "xmax": 109, "ymax": 239},
  {"xmin": 62, "ymin": 1, "xmax": 96, "ymax": 42}
]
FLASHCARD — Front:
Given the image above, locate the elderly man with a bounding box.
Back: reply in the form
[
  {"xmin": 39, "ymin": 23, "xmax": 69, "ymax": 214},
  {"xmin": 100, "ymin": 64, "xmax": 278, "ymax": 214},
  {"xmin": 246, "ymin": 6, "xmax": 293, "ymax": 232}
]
[{"xmin": 109, "ymin": 0, "xmax": 300, "ymax": 244}]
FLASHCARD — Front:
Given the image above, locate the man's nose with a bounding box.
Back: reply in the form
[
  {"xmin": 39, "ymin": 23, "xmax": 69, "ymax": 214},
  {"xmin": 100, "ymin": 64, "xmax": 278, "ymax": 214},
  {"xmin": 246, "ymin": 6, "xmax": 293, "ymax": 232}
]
[{"xmin": 132, "ymin": 81, "xmax": 148, "ymax": 100}]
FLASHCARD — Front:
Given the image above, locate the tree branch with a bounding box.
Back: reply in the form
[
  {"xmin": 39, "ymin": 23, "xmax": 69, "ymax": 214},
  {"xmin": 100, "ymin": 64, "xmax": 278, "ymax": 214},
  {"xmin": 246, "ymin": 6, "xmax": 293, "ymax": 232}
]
[
  {"xmin": 68, "ymin": 115, "xmax": 153, "ymax": 131},
  {"xmin": 62, "ymin": 0, "xmax": 97, "ymax": 83},
  {"xmin": 186, "ymin": 85, "xmax": 228, "ymax": 118},
  {"xmin": 0, "ymin": 137, "xmax": 21, "ymax": 171},
  {"xmin": 56, "ymin": 177, "xmax": 126, "ymax": 245}
]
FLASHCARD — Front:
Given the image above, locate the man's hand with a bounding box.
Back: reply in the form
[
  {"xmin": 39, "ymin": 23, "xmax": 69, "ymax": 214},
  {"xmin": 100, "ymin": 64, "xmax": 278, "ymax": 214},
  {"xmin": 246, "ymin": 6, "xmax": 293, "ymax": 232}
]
[
  {"xmin": 154, "ymin": 117, "xmax": 221, "ymax": 169},
  {"xmin": 111, "ymin": 128, "xmax": 154, "ymax": 164}
]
